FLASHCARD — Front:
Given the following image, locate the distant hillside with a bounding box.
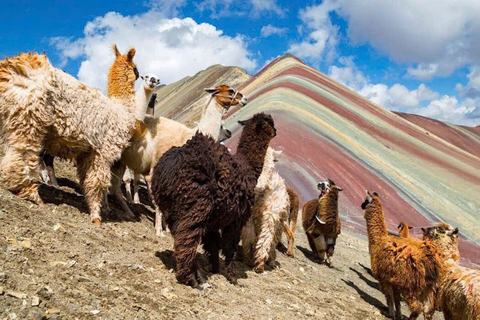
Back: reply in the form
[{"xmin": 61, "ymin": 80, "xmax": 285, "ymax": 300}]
[{"xmin": 156, "ymin": 54, "xmax": 480, "ymax": 265}]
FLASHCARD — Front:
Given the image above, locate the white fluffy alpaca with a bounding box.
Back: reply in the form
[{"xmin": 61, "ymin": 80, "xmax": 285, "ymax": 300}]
[{"xmin": 241, "ymin": 147, "xmax": 290, "ymax": 273}]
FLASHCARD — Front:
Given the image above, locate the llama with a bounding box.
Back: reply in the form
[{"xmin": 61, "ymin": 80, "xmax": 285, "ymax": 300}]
[
  {"xmin": 151, "ymin": 113, "xmax": 276, "ymax": 288},
  {"xmin": 302, "ymin": 179, "xmax": 343, "ymax": 265},
  {"xmin": 422, "ymin": 223, "xmax": 479, "ymax": 320},
  {"xmin": 241, "ymin": 148, "xmax": 291, "ymax": 273},
  {"xmin": 38, "ymin": 44, "xmax": 140, "ymax": 188},
  {"xmin": 361, "ymin": 190, "xmax": 441, "ymax": 320},
  {"xmin": 284, "ymin": 187, "xmax": 299, "ymax": 257},
  {"xmin": 0, "ymin": 52, "xmax": 148, "ymax": 224},
  {"xmin": 113, "ymin": 85, "xmax": 247, "ymax": 236},
  {"xmin": 398, "ymin": 222, "xmax": 413, "ymax": 238}
]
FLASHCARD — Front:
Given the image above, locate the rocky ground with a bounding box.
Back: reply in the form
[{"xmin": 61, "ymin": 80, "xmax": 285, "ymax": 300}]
[{"xmin": 0, "ymin": 159, "xmax": 443, "ymax": 320}]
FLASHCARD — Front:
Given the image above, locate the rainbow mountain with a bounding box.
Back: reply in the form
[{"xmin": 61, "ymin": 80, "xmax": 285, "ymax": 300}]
[{"xmin": 154, "ymin": 54, "xmax": 480, "ymax": 265}]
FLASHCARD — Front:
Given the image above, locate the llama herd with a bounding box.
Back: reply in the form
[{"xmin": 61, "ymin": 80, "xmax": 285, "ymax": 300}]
[{"xmin": 0, "ymin": 46, "xmax": 478, "ymax": 319}]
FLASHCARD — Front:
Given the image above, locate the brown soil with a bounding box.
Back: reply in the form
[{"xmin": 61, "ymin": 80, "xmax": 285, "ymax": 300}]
[{"xmin": 0, "ymin": 160, "xmax": 443, "ymax": 320}]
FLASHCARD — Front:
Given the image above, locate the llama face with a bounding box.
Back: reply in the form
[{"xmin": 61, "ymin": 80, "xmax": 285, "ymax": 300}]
[
  {"xmin": 361, "ymin": 190, "xmax": 378, "ymax": 210},
  {"xmin": 141, "ymin": 74, "xmax": 161, "ymax": 90},
  {"xmin": 398, "ymin": 222, "xmax": 412, "ymax": 232},
  {"xmin": 317, "ymin": 180, "xmax": 331, "ymax": 198},
  {"xmin": 205, "ymin": 85, "xmax": 248, "ymax": 110}
]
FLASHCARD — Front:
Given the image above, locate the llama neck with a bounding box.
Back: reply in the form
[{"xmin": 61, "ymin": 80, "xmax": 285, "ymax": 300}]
[
  {"xmin": 319, "ymin": 188, "xmax": 339, "ymax": 220},
  {"xmin": 107, "ymin": 73, "xmax": 135, "ymax": 101},
  {"xmin": 365, "ymin": 200, "xmax": 388, "ymax": 246},
  {"xmin": 196, "ymin": 97, "xmax": 224, "ymax": 140},
  {"xmin": 237, "ymin": 133, "xmax": 270, "ymax": 181},
  {"xmin": 134, "ymin": 87, "xmax": 153, "ymax": 121}
]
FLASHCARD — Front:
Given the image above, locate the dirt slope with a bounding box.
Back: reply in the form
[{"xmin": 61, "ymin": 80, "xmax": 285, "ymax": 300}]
[{"xmin": 0, "ymin": 159, "xmax": 443, "ymax": 319}]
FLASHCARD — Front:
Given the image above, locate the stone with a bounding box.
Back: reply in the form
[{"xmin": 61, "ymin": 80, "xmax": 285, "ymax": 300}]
[
  {"xmin": 90, "ymin": 310, "xmax": 100, "ymax": 315},
  {"xmin": 161, "ymin": 288, "xmax": 177, "ymax": 300},
  {"xmin": 31, "ymin": 296, "xmax": 40, "ymax": 306},
  {"xmin": 0, "ymin": 286, "xmax": 4, "ymax": 295},
  {"xmin": 265, "ymin": 299, "xmax": 272, "ymax": 305},
  {"xmin": 0, "ymin": 272, "xmax": 6, "ymax": 282},
  {"xmin": 8, "ymin": 313, "xmax": 17, "ymax": 319},
  {"xmin": 52, "ymin": 224, "xmax": 65, "ymax": 233},
  {"xmin": 6, "ymin": 290, "xmax": 27, "ymax": 299}
]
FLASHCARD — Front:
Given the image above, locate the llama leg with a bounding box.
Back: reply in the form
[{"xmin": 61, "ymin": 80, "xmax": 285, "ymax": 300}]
[
  {"xmin": 154, "ymin": 207, "xmax": 165, "ymax": 237},
  {"xmin": 288, "ymin": 213, "xmax": 298, "ymax": 257},
  {"xmin": 42, "ymin": 152, "xmax": 58, "ymax": 187},
  {"xmin": 111, "ymin": 161, "xmax": 135, "ymax": 218},
  {"xmin": 123, "ymin": 168, "xmax": 133, "ymax": 204},
  {"xmin": 1, "ymin": 146, "xmax": 43, "ymax": 204},
  {"xmin": 133, "ymin": 173, "xmax": 140, "ymax": 204},
  {"xmin": 282, "ymin": 220, "xmax": 295, "ymax": 257},
  {"xmin": 253, "ymin": 209, "xmax": 276, "ymax": 273},
  {"xmin": 240, "ymin": 220, "xmax": 256, "ymax": 268},
  {"xmin": 393, "ymin": 287, "xmax": 402, "ymax": 320},
  {"xmin": 76, "ymin": 154, "xmax": 111, "ymax": 224},
  {"xmin": 384, "ymin": 289, "xmax": 395, "ymax": 319},
  {"xmin": 173, "ymin": 226, "xmax": 203, "ymax": 288},
  {"xmin": 203, "ymin": 231, "xmax": 220, "ymax": 273},
  {"xmin": 306, "ymin": 233, "xmax": 319, "ymax": 260},
  {"xmin": 221, "ymin": 223, "xmax": 240, "ymax": 285}
]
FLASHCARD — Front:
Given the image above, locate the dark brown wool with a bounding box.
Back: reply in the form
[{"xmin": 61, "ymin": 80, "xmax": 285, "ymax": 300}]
[{"xmin": 151, "ymin": 113, "xmax": 276, "ymax": 288}]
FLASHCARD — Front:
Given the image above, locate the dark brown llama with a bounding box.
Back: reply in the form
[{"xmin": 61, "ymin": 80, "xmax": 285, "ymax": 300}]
[{"xmin": 151, "ymin": 113, "xmax": 276, "ymax": 288}]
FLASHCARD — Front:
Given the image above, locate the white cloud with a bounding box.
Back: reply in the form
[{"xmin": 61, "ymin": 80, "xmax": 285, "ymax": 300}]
[
  {"xmin": 335, "ymin": 0, "xmax": 480, "ymax": 80},
  {"xmin": 50, "ymin": 11, "xmax": 257, "ymax": 91},
  {"xmin": 261, "ymin": 24, "xmax": 288, "ymax": 37},
  {"xmin": 416, "ymin": 95, "xmax": 478, "ymax": 126},
  {"xmin": 287, "ymin": 0, "xmax": 339, "ymax": 65},
  {"xmin": 328, "ymin": 56, "xmax": 368, "ymax": 91}
]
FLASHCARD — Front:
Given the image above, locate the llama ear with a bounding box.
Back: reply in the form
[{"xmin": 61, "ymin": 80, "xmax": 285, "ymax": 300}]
[
  {"xmin": 337, "ymin": 187, "xmax": 343, "ymax": 192},
  {"xmin": 328, "ymin": 178, "xmax": 335, "ymax": 185},
  {"xmin": 447, "ymin": 228, "xmax": 459, "ymax": 236},
  {"xmin": 127, "ymin": 48, "xmax": 136, "ymax": 61},
  {"xmin": 140, "ymin": 75, "xmax": 145, "ymax": 80},
  {"xmin": 421, "ymin": 227, "xmax": 426, "ymax": 233},
  {"xmin": 238, "ymin": 119, "xmax": 251, "ymax": 126},
  {"xmin": 205, "ymin": 88, "xmax": 220, "ymax": 94},
  {"xmin": 372, "ymin": 191, "xmax": 379, "ymax": 197},
  {"xmin": 113, "ymin": 44, "xmax": 121, "ymax": 57},
  {"xmin": 408, "ymin": 226, "xmax": 413, "ymax": 229}
]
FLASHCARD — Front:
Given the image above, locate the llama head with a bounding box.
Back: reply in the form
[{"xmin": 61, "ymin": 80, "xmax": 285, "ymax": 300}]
[
  {"xmin": 398, "ymin": 222, "xmax": 412, "ymax": 232},
  {"xmin": 317, "ymin": 180, "xmax": 331, "ymax": 198},
  {"xmin": 205, "ymin": 85, "xmax": 248, "ymax": 111},
  {"xmin": 238, "ymin": 112, "xmax": 276, "ymax": 139},
  {"xmin": 422, "ymin": 223, "xmax": 460, "ymax": 262},
  {"xmin": 110, "ymin": 44, "xmax": 139, "ymax": 89},
  {"xmin": 141, "ymin": 73, "xmax": 162, "ymax": 91},
  {"xmin": 360, "ymin": 190, "xmax": 379, "ymax": 210},
  {"xmin": 218, "ymin": 123, "xmax": 232, "ymax": 142}
]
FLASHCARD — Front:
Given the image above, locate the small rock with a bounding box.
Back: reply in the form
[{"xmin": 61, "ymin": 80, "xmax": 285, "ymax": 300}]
[
  {"xmin": 111, "ymin": 286, "xmax": 120, "ymax": 291},
  {"xmin": 200, "ymin": 283, "xmax": 211, "ymax": 289},
  {"xmin": 0, "ymin": 286, "xmax": 4, "ymax": 295},
  {"xmin": 46, "ymin": 309, "xmax": 60, "ymax": 314},
  {"xmin": 90, "ymin": 310, "xmax": 100, "ymax": 315},
  {"xmin": 30, "ymin": 311, "xmax": 46, "ymax": 320},
  {"xmin": 299, "ymin": 267, "xmax": 305, "ymax": 272},
  {"xmin": 265, "ymin": 299, "xmax": 272, "ymax": 305},
  {"xmin": 8, "ymin": 313, "xmax": 17, "ymax": 320},
  {"xmin": 292, "ymin": 280, "xmax": 299, "ymax": 285},
  {"xmin": 67, "ymin": 260, "xmax": 76, "ymax": 268},
  {"xmin": 168, "ymin": 268, "xmax": 174, "ymax": 273},
  {"xmin": 154, "ymin": 279, "xmax": 161, "ymax": 284},
  {"xmin": 49, "ymin": 261, "xmax": 67, "ymax": 267},
  {"xmin": 0, "ymin": 210, "xmax": 4, "ymax": 215},
  {"xmin": 6, "ymin": 290, "xmax": 27, "ymax": 299},
  {"xmin": 31, "ymin": 296, "xmax": 40, "ymax": 306},
  {"xmin": 52, "ymin": 224, "xmax": 65, "ymax": 233},
  {"xmin": 0, "ymin": 272, "xmax": 6, "ymax": 282},
  {"xmin": 161, "ymin": 288, "xmax": 177, "ymax": 300},
  {"xmin": 21, "ymin": 239, "xmax": 31, "ymax": 249},
  {"xmin": 306, "ymin": 309, "xmax": 315, "ymax": 316}
]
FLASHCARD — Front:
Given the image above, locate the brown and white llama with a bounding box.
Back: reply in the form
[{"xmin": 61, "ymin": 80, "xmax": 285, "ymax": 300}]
[
  {"xmin": 0, "ymin": 52, "xmax": 148, "ymax": 224},
  {"xmin": 361, "ymin": 190, "xmax": 441, "ymax": 320},
  {"xmin": 422, "ymin": 223, "xmax": 480, "ymax": 320},
  {"xmin": 241, "ymin": 148, "xmax": 292, "ymax": 273},
  {"xmin": 302, "ymin": 179, "xmax": 343, "ymax": 265}
]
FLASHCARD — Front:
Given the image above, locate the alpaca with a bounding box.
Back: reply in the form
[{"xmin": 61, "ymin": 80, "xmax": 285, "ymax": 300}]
[
  {"xmin": 361, "ymin": 191, "xmax": 441, "ymax": 320},
  {"xmin": 0, "ymin": 52, "xmax": 147, "ymax": 224},
  {"xmin": 398, "ymin": 222, "xmax": 413, "ymax": 238},
  {"xmin": 302, "ymin": 179, "xmax": 343, "ymax": 265},
  {"xmin": 284, "ymin": 187, "xmax": 299, "ymax": 257},
  {"xmin": 38, "ymin": 44, "xmax": 139, "ymax": 188},
  {"xmin": 241, "ymin": 148, "xmax": 290, "ymax": 273},
  {"xmin": 113, "ymin": 85, "xmax": 247, "ymax": 236},
  {"xmin": 151, "ymin": 113, "xmax": 276, "ymax": 288},
  {"xmin": 422, "ymin": 223, "xmax": 479, "ymax": 320}
]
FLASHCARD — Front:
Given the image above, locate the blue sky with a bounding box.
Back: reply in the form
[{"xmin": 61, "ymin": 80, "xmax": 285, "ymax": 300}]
[{"xmin": 1, "ymin": 0, "xmax": 479, "ymax": 126}]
